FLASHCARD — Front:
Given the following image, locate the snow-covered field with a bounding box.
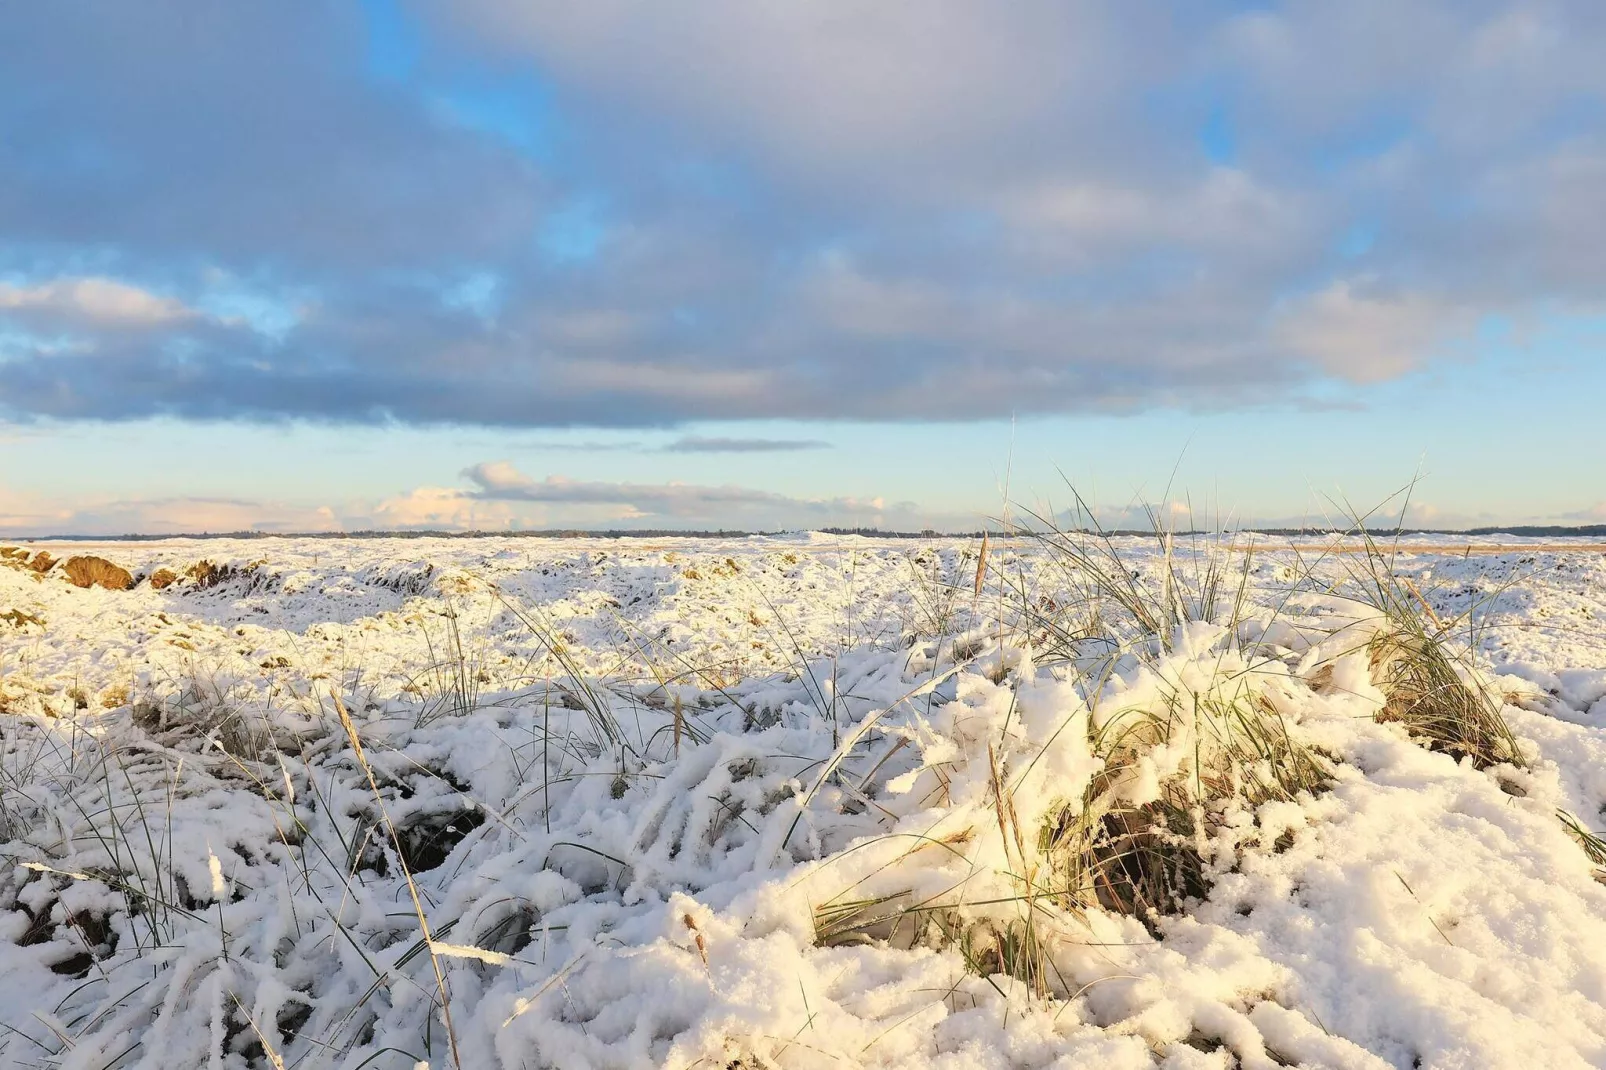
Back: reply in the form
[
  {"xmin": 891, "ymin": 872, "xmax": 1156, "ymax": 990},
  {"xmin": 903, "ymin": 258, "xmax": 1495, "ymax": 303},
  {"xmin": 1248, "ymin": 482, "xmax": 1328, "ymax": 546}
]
[{"xmin": 2, "ymin": 533, "xmax": 1605, "ymax": 1070}]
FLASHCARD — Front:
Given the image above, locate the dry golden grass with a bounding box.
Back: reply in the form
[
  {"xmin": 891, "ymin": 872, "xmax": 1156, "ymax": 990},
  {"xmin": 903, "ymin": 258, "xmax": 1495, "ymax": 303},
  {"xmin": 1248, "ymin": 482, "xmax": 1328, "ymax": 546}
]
[
  {"xmin": 186, "ymin": 559, "xmax": 231, "ymax": 588},
  {"xmin": 1370, "ymin": 630, "xmax": 1523, "ymax": 769},
  {"xmin": 62, "ymin": 555, "xmax": 134, "ymax": 591}
]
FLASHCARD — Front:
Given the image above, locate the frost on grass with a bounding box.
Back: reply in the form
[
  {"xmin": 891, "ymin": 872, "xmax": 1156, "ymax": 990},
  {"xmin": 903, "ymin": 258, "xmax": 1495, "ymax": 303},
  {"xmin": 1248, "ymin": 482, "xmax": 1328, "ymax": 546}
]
[{"xmin": 0, "ymin": 534, "xmax": 1604, "ymax": 1069}]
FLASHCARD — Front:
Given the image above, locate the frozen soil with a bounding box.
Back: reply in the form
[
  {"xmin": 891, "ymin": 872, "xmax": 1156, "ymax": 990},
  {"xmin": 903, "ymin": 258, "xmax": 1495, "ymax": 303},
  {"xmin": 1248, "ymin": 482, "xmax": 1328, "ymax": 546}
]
[{"xmin": 1, "ymin": 533, "xmax": 1604, "ymax": 1070}]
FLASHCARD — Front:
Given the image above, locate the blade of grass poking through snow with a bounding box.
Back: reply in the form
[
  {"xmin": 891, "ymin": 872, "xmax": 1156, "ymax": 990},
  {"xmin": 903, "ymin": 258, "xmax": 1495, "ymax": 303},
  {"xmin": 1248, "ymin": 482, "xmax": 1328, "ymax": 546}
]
[
  {"xmin": 604, "ymin": 608, "xmax": 737, "ymax": 729},
  {"xmin": 780, "ymin": 664, "xmax": 965, "ymax": 856},
  {"xmin": 230, "ymin": 993, "xmax": 288, "ymax": 1070},
  {"xmin": 598, "ymin": 610, "xmax": 725, "ymax": 750},
  {"xmin": 332, "ymin": 691, "xmax": 462, "ymax": 1070},
  {"xmin": 1017, "ymin": 491, "xmax": 1167, "ymax": 646},
  {"xmin": 743, "ymin": 574, "xmax": 833, "ymax": 720},
  {"xmin": 491, "ymin": 588, "xmax": 626, "ymax": 752}
]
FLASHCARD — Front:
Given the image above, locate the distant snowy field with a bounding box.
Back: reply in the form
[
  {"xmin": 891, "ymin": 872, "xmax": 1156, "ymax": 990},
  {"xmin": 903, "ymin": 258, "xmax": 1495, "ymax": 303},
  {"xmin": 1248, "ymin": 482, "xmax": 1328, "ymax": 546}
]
[{"xmin": 2, "ymin": 534, "xmax": 1605, "ymax": 1070}]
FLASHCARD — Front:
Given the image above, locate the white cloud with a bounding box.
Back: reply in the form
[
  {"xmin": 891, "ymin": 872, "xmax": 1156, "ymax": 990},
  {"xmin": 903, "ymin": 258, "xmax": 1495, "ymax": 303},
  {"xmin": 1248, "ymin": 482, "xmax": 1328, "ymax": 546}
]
[
  {"xmin": 0, "ymin": 494, "xmax": 343, "ymax": 537},
  {"xmin": 0, "ymin": 277, "xmax": 195, "ymax": 325},
  {"xmin": 0, "ymin": 486, "xmax": 75, "ymax": 532},
  {"xmin": 3, "ymin": 468, "xmax": 1601, "ymax": 537},
  {"xmin": 1561, "ymin": 502, "xmax": 1606, "ymax": 523},
  {"xmin": 1004, "ymin": 168, "xmax": 1309, "ymax": 262},
  {"xmin": 462, "ymin": 460, "xmax": 531, "ymax": 494},
  {"xmin": 370, "ymin": 486, "xmax": 517, "ymax": 530},
  {"xmin": 461, "ymin": 461, "xmax": 875, "ymax": 518},
  {"xmin": 1273, "ymin": 280, "xmax": 1475, "ymax": 382}
]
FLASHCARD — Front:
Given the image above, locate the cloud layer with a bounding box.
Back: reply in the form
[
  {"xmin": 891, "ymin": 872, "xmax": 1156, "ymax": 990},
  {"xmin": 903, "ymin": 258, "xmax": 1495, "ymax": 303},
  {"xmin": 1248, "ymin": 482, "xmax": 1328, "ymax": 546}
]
[
  {"xmin": 1, "ymin": 458, "xmax": 1592, "ymax": 537},
  {"xmin": 2, "ymin": 3, "xmax": 1604, "ymax": 427},
  {"xmin": 0, "ymin": 464, "xmax": 922, "ymax": 536}
]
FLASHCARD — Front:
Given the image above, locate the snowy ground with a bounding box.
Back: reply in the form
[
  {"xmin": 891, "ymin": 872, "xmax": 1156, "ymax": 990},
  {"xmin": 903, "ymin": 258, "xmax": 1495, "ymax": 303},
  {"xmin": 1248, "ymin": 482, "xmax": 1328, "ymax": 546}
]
[{"xmin": 2, "ymin": 533, "xmax": 1605, "ymax": 1070}]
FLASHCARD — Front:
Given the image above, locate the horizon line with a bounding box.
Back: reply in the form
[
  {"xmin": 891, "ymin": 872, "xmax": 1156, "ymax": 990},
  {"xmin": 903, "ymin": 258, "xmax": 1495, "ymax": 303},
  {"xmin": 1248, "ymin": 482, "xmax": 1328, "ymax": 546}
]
[{"xmin": 9, "ymin": 524, "xmax": 1606, "ymax": 542}]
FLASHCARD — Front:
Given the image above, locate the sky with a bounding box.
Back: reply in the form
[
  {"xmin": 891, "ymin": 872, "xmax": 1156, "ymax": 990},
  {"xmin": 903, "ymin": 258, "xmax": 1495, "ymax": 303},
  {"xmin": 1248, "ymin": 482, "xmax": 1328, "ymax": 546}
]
[{"xmin": 2, "ymin": 1, "xmax": 1605, "ymax": 535}]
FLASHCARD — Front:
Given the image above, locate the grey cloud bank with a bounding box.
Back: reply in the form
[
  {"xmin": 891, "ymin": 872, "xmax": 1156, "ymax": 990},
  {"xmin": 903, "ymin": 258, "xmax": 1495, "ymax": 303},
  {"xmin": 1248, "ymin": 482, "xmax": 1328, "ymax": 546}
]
[{"xmin": 1, "ymin": 2, "xmax": 1604, "ymax": 429}]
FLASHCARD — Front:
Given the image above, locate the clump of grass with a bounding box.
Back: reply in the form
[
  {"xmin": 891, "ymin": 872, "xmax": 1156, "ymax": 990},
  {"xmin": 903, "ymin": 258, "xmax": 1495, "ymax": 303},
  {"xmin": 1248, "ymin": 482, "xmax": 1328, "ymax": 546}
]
[
  {"xmin": 486, "ymin": 588, "xmax": 630, "ymax": 755},
  {"xmin": 901, "ymin": 545, "xmax": 972, "ymax": 640},
  {"xmin": 1367, "ymin": 625, "xmax": 1524, "ymax": 769},
  {"xmin": 803, "ymin": 491, "xmax": 1355, "ymax": 989},
  {"xmin": 132, "ymin": 670, "xmax": 271, "ymax": 764},
  {"xmin": 1008, "ymin": 496, "xmax": 1328, "ymax": 918},
  {"xmin": 413, "ymin": 601, "xmax": 484, "ymax": 728},
  {"xmin": 1338, "ymin": 526, "xmax": 1526, "ymax": 771},
  {"xmin": 1007, "ymin": 495, "xmax": 1258, "ymax": 673},
  {"xmin": 1050, "ymin": 684, "xmax": 1331, "ymax": 925},
  {"xmin": 1559, "ymin": 809, "xmax": 1606, "ymax": 884},
  {"xmin": 808, "ymin": 501, "xmax": 1337, "ymax": 998},
  {"xmin": 333, "ymin": 693, "xmax": 463, "ymax": 1070},
  {"xmin": 61, "ymin": 555, "xmax": 134, "ymax": 591},
  {"xmin": 810, "ymin": 677, "xmax": 1335, "ymax": 996},
  {"xmin": 184, "ymin": 558, "xmax": 275, "ymax": 594}
]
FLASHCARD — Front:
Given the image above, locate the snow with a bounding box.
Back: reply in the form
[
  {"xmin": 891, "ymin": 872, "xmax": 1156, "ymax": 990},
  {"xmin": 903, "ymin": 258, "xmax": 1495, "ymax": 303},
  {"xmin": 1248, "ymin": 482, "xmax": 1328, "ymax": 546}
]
[{"xmin": 1, "ymin": 534, "xmax": 1604, "ymax": 1069}]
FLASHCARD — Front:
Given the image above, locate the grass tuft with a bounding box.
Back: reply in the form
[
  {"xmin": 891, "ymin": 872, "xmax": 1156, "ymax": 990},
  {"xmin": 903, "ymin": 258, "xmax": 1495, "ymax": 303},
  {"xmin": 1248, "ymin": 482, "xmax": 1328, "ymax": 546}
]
[
  {"xmin": 1338, "ymin": 527, "xmax": 1527, "ymax": 770},
  {"xmin": 1559, "ymin": 809, "xmax": 1606, "ymax": 884}
]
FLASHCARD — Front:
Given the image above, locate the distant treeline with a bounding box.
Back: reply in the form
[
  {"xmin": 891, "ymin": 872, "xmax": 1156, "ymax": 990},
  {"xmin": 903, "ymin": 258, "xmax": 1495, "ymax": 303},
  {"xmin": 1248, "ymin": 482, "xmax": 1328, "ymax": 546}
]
[
  {"xmin": 1242, "ymin": 525, "xmax": 1606, "ymax": 538},
  {"xmin": 20, "ymin": 523, "xmax": 1606, "ymax": 542}
]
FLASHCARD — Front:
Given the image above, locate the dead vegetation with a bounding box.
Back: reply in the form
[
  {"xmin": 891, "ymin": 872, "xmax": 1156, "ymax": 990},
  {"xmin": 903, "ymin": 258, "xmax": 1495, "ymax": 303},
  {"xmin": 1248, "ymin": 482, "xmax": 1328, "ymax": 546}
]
[
  {"xmin": 1, "ymin": 548, "xmax": 56, "ymax": 575},
  {"xmin": 1054, "ymin": 688, "xmax": 1333, "ymax": 927},
  {"xmin": 184, "ymin": 558, "xmax": 277, "ymax": 594},
  {"xmin": 1369, "ymin": 628, "xmax": 1525, "ymax": 769},
  {"xmin": 62, "ymin": 555, "xmax": 135, "ymax": 591},
  {"xmin": 186, "ymin": 559, "xmax": 236, "ymax": 589},
  {"xmin": 1336, "ymin": 534, "xmax": 1528, "ymax": 771}
]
